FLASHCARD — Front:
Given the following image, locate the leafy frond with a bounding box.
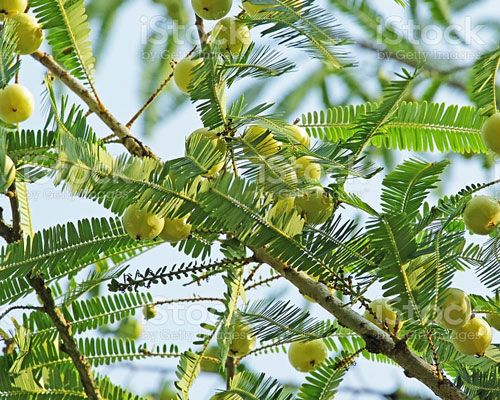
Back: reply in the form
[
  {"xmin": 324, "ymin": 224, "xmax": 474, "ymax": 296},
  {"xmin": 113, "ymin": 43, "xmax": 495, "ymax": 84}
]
[
  {"xmin": 0, "ymin": 20, "xmax": 21, "ymax": 89},
  {"xmin": 296, "ymin": 357, "xmax": 346, "ymax": 400},
  {"xmin": 471, "ymin": 47, "xmax": 500, "ymax": 116}
]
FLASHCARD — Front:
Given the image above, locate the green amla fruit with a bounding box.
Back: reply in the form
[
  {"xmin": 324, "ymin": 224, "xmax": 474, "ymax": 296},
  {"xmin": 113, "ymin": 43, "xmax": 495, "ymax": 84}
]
[
  {"xmin": 8, "ymin": 13, "xmax": 44, "ymax": 54},
  {"xmin": 2, "ymin": 155, "xmax": 15, "ymax": 189},
  {"xmin": 485, "ymin": 313, "xmax": 500, "ymax": 331},
  {"xmin": 191, "ymin": 0, "xmax": 232, "ymax": 20},
  {"xmin": 481, "ymin": 113, "xmax": 500, "ymax": 155},
  {"xmin": 295, "ymin": 156, "xmax": 321, "ymax": 181},
  {"xmin": 243, "ymin": 125, "xmax": 281, "ymax": 158},
  {"xmin": 364, "ymin": 298, "xmax": 403, "ymax": 332},
  {"xmin": 288, "ymin": 339, "xmax": 328, "ymax": 372},
  {"xmin": 463, "ymin": 195, "xmax": 500, "ymax": 235},
  {"xmin": 282, "ymin": 124, "xmax": 310, "ymax": 148},
  {"xmin": 174, "ymin": 57, "xmax": 202, "ymax": 94},
  {"xmin": 159, "ymin": 215, "xmax": 192, "ymax": 242},
  {"xmin": 229, "ymin": 322, "xmax": 256, "ymax": 357},
  {"xmin": 294, "ymin": 187, "xmax": 334, "ymax": 225},
  {"xmin": 116, "ymin": 318, "xmax": 142, "ymax": 340},
  {"xmin": 268, "ymin": 197, "xmax": 295, "ymax": 219},
  {"xmin": 158, "ymin": 383, "xmax": 177, "ymax": 400},
  {"xmin": 436, "ymin": 288, "xmax": 471, "ymax": 330},
  {"xmin": 200, "ymin": 346, "xmax": 219, "ymax": 373},
  {"xmin": 452, "ymin": 316, "xmax": 492, "ymax": 356},
  {"xmin": 122, "ymin": 204, "xmax": 165, "ymax": 241},
  {"xmin": 186, "ymin": 128, "xmax": 227, "ymax": 177},
  {"xmin": 0, "ymin": 83, "xmax": 34, "ymax": 123},
  {"xmin": 212, "ymin": 17, "xmax": 251, "ymax": 56},
  {"xmin": 0, "ymin": 0, "xmax": 27, "ymax": 14},
  {"xmin": 143, "ymin": 304, "xmax": 157, "ymax": 320}
]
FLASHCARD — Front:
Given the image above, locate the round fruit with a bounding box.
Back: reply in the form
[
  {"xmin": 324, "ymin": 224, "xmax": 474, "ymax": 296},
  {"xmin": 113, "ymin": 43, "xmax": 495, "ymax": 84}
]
[
  {"xmin": 268, "ymin": 197, "xmax": 295, "ymax": 219},
  {"xmin": 463, "ymin": 195, "xmax": 500, "ymax": 235},
  {"xmin": 482, "ymin": 113, "xmax": 500, "ymax": 155},
  {"xmin": 143, "ymin": 304, "xmax": 157, "ymax": 320},
  {"xmin": 485, "ymin": 313, "xmax": 500, "ymax": 331},
  {"xmin": 191, "ymin": 0, "xmax": 232, "ymax": 20},
  {"xmin": 295, "ymin": 156, "xmax": 321, "ymax": 181},
  {"xmin": 159, "ymin": 215, "xmax": 192, "ymax": 242},
  {"xmin": 174, "ymin": 57, "xmax": 202, "ymax": 94},
  {"xmin": 229, "ymin": 322, "xmax": 256, "ymax": 357},
  {"xmin": 242, "ymin": 0, "xmax": 277, "ymax": 16},
  {"xmin": 0, "ymin": 0, "xmax": 27, "ymax": 14},
  {"xmin": 364, "ymin": 298, "xmax": 402, "ymax": 332},
  {"xmin": 122, "ymin": 204, "xmax": 165, "ymax": 241},
  {"xmin": 436, "ymin": 288, "xmax": 471, "ymax": 330},
  {"xmin": 452, "ymin": 316, "xmax": 492, "ymax": 356},
  {"xmin": 200, "ymin": 346, "xmax": 219, "ymax": 373},
  {"xmin": 3, "ymin": 155, "xmax": 15, "ymax": 189},
  {"xmin": 0, "ymin": 83, "xmax": 34, "ymax": 123},
  {"xmin": 186, "ymin": 128, "xmax": 227, "ymax": 177},
  {"xmin": 158, "ymin": 383, "xmax": 177, "ymax": 400},
  {"xmin": 8, "ymin": 13, "xmax": 44, "ymax": 54},
  {"xmin": 282, "ymin": 124, "xmax": 310, "ymax": 148},
  {"xmin": 294, "ymin": 187, "xmax": 334, "ymax": 225},
  {"xmin": 243, "ymin": 125, "xmax": 281, "ymax": 158},
  {"xmin": 212, "ymin": 17, "xmax": 251, "ymax": 56},
  {"xmin": 288, "ymin": 339, "xmax": 328, "ymax": 372},
  {"xmin": 116, "ymin": 318, "xmax": 142, "ymax": 340}
]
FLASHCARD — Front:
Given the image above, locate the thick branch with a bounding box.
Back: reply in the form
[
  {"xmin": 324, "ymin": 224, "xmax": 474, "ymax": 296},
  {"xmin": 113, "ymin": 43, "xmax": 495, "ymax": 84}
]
[
  {"xmin": 30, "ymin": 51, "xmax": 159, "ymax": 160},
  {"xmin": 25, "ymin": 274, "xmax": 102, "ymax": 400},
  {"xmin": 252, "ymin": 248, "xmax": 469, "ymax": 400}
]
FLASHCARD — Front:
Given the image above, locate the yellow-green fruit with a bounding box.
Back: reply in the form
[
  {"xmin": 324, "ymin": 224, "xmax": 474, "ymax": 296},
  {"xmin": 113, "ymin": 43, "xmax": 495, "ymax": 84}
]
[
  {"xmin": 158, "ymin": 384, "xmax": 177, "ymax": 400},
  {"xmin": 243, "ymin": 125, "xmax": 281, "ymax": 158},
  {"xmin": 295, "ymin": 156, "xmax": 321, "ymax": 181},
  {"xmin": 242, "ymin": 0, "xmax": 277, "ymax": 16},
  {"xmin": 482, "ymin": 113, "xmax": 500, "ymax": 155},
  {"xmin": 436, "ymin": 288, "xmax": 471, "ymax": 330},
  {"xmin": 268, "ymin": 197, "xmax": 295, "ymax": 219},
  {"xmin": 0, "ymin": 83, "xmax": 34, "ymax": 123},
  {"xmin": 288, "ymin": 340, "xmax": 328, "ymax": 372},
  {"xmin": 229, "ymin": 323, "xmax": 256, "ymax": 357},
  {"xmin": 187, "ymin": 128, "xmax": 227, "ymax": 177},
  {"xmin": 0, "ymin": 0, "xmax": 27, "ymax": 14},
  {"xmin": 116, "ymin": 318, "xmax": 142, "ymax": 340},
  {"xmin": 452, "ymin": 316, "xmax": 492, "ymax": 356},
  {"xmin": 212, "ymin": 17, "xmax": 251, "ymax": 56},
  {"xmin": 8, "ymin": 13, "xmax": 44, "ymax": 54},
  {"xmin": 191, "ymin": 0, "xmax": 232, "ymax": 20},
  {"xmin": 174, "ymin": 57, "xmax": 202, "ymax": 94},
  {"xmin": 3, "ymin": 156, "xmax": 15, "ymax": 188},
  {"xmin": 122, "ymin": 204, "xmax": 165, "ymax": 241},
  {"xmin": 485, "ymin": 313, "xmax": 500, "ymax": 331},
  {"xmin": 294, "ymin": 187, "xmax": 334, "ymax": 225},
  {"xmin": 159, "ymin": 215, "xmax": 192, "ymax": 242},
  {"xmin": 283, "ymin": 124, "xmax": 310, "ymax": 148},
  {"xmin": 463, "ymin": 195, "xmax": 500, "ymax": 235},
  {"xmin": 364, "ymin": 298, "xmax": 402, "ymax": 332},
  {"xmin": 200, "ymin": 346, "xmax": 219, "ymax": 373},
  {"xmin": 143, "ymin": 305, "xmax": 157, "ymax": 320}
]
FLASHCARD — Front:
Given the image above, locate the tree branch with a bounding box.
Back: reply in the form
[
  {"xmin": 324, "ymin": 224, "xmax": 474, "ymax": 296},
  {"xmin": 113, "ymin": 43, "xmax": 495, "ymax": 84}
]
[
  {"xmin": 251, "ymin": 247, "xmax": 469, "ymax": 400},
  {"xmin": 30, "ymin": 51, "xmax": 159, "ymax": 160}
]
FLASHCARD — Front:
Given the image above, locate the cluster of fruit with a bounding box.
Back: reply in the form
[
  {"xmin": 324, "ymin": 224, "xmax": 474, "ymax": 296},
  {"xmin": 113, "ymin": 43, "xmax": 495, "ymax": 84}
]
[{"xmin": 364, "ymin": 289, "xmax": 497, "ymax": 357}]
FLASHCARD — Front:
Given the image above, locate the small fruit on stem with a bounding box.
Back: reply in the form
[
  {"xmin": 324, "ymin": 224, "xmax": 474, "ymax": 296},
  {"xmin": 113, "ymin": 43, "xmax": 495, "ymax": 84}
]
[
  {"xmin": 228, "ymin": 322, "xmax": 256, "ymax": 357},
  {"xmin": 452, "ymin": 316, "xmax": 492, "ymax": 356},
  {"xmin": 8, "ymin": 13, "xmax": 44, "ymax": 54},
  {"xmin": 243, "ymin": 125, "xmax": 281, "ymax": 158},
  {"xmin": 191, "ymin": 0, "xmax": 232, "ymax": 20},
  {"xmin": 463, "ymin": 195, "xmax": 500, "ymax": 235},
  {"xmin": 0, "ymin": 0, "xmax": 27, "ymax": 14},
  {"xmin": 174, "ymin": 57, "xmax": 202, "ymax": 94},
  {"xmin": 485, "ymin": 313, "xmax": 500, "ymax": 331},
  {"xmin": 116, "ymin": 318, "xmax": 142, "ymax": 340},
  {"xmin": 143, "ymin": 305, "xmax": 157, "ymax": 320},
  {"xmin": 159, "ymin": 215, "xmax": 192, "ymax": 242},
  {"xmin": 3, "ymin": 156, "xmax": 16, "ymax": 189},
  {"xmin": 481, "ymin": 113, "xmax": 500, "ymax": 155},
  {"xmin": 0, "ymin": 84, "xmax": 34, "ymax": 123},
  {"xmin": 268, "ymin": 197, "xmax": 295, "ymax": 219},
  {"xmin": 288, "ymin": 339, "xmax": 328, "ymax": 372},
  {"xmin": 212, "ymin": 17, "xmax": 251, "ymax": 56},
  {"xmin": 282, "ymin": 124, "xmax": 310, "ymax": 148},
  {"xmin": 294, "ymin": 187, "xmax": 334, "ymax": 225},
  {"xmin": 364, "ymin": 298, "xmax": 403, "ymax": 332},
  {"xmin": 186, "ymin": 128, "xmax": 227, "ymax": 177},
  {"xmin": 200, "ymin": 346, "xmax": 219, "ymax": 373},
  {"xmin": 295, "ymin": 156, "xmax": 321, "ymax": 181},
  {"xmin": 436, "ymin": 288, "xmax": 471, "ymax": 330},
  {"xmin": 122, "ymin": 204, "xmax": 165, "ymax": 241}
]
